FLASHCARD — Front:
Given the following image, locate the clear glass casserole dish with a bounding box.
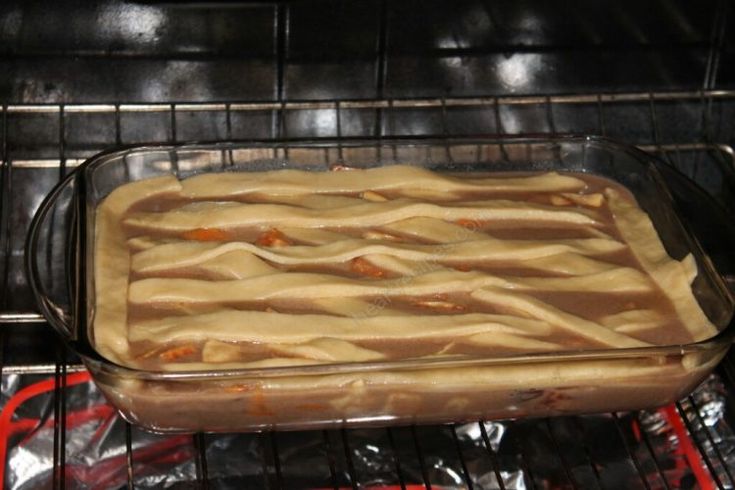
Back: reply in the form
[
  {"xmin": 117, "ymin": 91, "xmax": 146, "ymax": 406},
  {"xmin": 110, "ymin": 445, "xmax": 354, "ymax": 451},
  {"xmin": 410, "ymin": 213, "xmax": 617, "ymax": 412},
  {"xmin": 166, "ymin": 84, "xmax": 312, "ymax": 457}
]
[{"xmin": 26, "ymin": 136, "xmax": 735, "ymax": 433}]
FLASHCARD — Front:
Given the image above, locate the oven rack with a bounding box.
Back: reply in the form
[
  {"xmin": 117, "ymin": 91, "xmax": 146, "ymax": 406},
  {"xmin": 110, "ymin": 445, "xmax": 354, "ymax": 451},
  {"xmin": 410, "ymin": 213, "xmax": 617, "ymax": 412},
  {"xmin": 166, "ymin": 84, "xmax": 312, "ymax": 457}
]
[{"xmin": 1, "ymin": 89, "xmax": 735, "ymax": 488}]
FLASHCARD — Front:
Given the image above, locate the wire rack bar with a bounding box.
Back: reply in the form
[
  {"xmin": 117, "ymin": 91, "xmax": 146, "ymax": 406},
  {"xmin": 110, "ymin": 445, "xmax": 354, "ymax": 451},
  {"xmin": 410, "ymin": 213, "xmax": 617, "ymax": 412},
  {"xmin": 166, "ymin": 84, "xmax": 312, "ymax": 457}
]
[
  {"xmin": 258, "ymin": 432, "xmax": 272, "ymax": 489},
  {"xmin": 612, "ymin": 412, "xmax": 653, "ymax": 490},
  {"xmin": 125, "ymin": 422, "xmax": 134, "ymax": 490},
  {"xmin": 0, "ymin": 313, "xmax": 47, "ymax": 322},
  {"xmin": 258, "ymin": 431, "xmax": 284, "ymax": 490},
  {"xmin": 676, "ymin": 402, "xmax": 726, "ymax": 489},
  {"xmin": 647, "ymin": 95, "xmax": 665, "ymax": 155},
  {"xmin": 570, "ymin": 417, "xmax": 605, "ymax": 489},
  {"xmin": 687, "ymin": 394, "xmax": 735, "ymax": 487},
  {"xmin": 478, "ymin": 421, "xmax": 508, "ymax": 490},
  {"xmin": 168, "ymin": 103, "xmax": 176, "ymax": 143},
  {"xmin": 647, "ymin": 94, "xmax": 697, "ymax": 175},
  {"xmin": 340, "ymin": 429, "xmax": 359, "ymax": 490},
  {"xmin": 410, "ymin": 425, "xmax": 431, "ymax": 490},
  {"xmin": 50, "ymin": 104, "xmax": 71, "ymax": 490},
  {"xmin": 322, "ymin": 430, "xmax": 340, "ymax": 490},
  {"xmin": 385, "ymin": 427, "xmax": 408, "ymax": 490},
  {"xmin": 543, "ymin": 419, "xmax": 578, "ymax": 489},
  {"xmin": 513, "ymin": 424, "xmax": 539, "ymax": 490},
  {"xmin": 373, "ymin": 0, "xmax": 389, "ymax": 138},
  {"xmin": 270, "ymin": 431, "xmax": 284, "ymax": 489},
  {"xmin": 273, "ymin": 3, "xmax": 288, "ymax": 142},
  {"xmin": 0, "ymin": 105, "xmax": 10, "ymax": 313},
  {"xmin": 631, "ymin": 413, "xmax": 672, "ymax": 490},
  {"xmin": 194, "ymin": 432, "xmax": 209, "ymax": 489},
  {"xmin": 2, "ymin": 89, "xmax": 735, "ymax": 115},
  {"xmin": 52, "ymin": 349, "xmax": 68, "ymax": 490},
  {"xmin": 58, "ymin": 105, "xmax": 67, "ymax": 177},
  {"xmin": 450, "ymin": 424, "xmax": 475, "ymax": 490},
  {"xmin": 704, "ymin": 0, "xmax": 730, "ymax": 91}
]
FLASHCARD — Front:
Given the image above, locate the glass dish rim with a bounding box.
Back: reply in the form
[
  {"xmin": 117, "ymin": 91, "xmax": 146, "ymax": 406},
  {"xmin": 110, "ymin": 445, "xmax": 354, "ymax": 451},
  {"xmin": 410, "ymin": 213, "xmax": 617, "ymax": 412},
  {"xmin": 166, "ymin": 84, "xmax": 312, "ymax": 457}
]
[{"xmin": 26, "ymin": 134, "xmax": 735, "ymax": 381}]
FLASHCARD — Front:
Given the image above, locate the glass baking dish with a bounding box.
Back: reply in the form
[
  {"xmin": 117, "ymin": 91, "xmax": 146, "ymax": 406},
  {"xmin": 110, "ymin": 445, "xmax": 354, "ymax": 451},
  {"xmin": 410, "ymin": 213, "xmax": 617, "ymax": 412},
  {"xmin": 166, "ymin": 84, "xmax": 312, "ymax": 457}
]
[{"xmin": 26, "ymin": 136, "xmax": 735, "ymax": 433}]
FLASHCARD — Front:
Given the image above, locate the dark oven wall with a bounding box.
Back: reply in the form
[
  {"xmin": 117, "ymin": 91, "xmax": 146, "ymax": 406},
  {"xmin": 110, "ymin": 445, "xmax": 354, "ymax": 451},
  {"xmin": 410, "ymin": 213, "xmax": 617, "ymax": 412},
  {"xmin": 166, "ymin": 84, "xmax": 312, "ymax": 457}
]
[
  {"xmin": 2, "ymin": 0, "xmax": 733, "ymax": 101},
  {"xmin": 1, "ymin": 1, "xmax": 735, "ymax": 489}
]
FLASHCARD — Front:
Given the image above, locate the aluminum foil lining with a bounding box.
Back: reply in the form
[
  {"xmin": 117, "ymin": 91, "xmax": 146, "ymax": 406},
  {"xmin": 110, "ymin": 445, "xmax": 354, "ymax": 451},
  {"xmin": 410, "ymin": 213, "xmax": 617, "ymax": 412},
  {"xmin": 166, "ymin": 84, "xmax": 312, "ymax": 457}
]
[{"xmin": 3, "ymin": 373, "xmax": 733, "ymax": 489}]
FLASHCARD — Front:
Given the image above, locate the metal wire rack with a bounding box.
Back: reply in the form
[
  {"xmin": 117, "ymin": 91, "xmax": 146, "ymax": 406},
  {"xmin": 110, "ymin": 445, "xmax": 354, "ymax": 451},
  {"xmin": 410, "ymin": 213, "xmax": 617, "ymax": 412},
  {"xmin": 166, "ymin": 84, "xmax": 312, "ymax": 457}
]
[{"xmin": 1, "ymin": 89, "xmax": 735, "ymax": 489}]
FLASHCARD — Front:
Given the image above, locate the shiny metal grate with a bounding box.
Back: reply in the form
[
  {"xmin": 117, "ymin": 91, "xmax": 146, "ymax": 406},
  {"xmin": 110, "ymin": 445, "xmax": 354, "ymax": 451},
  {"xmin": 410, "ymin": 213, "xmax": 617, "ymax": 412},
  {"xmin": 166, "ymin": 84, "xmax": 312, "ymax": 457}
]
[
  {"xmin": 0, "ymin": 90, "xmax": 735, "ymax": 489},
  {"xmin": 2, "ymin": 89, "xmax": 735, "ymax": 328}
]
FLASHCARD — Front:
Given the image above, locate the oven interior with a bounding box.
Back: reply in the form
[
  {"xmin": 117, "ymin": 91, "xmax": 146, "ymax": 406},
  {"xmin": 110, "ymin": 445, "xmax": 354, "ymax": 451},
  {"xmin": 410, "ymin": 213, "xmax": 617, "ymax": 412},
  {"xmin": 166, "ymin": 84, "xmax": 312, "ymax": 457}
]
[{"xmin": 1, "ymin": 1, "xmax": 735, "ymax": 488}]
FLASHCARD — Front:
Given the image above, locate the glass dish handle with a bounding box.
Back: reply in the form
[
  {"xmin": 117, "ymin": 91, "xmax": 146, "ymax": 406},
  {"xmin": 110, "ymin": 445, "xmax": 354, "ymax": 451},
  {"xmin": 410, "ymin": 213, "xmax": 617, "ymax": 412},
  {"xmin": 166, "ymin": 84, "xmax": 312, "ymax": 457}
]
[{"xmin": 26, "ymin": 172, "xmax": 79, "ymax": 341}]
